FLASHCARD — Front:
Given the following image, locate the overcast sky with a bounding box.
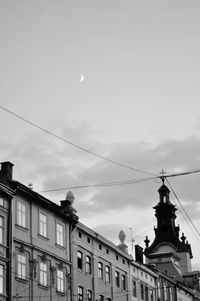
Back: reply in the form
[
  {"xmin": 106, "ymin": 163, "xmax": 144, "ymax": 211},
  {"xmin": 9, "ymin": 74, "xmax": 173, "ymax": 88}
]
[{"xmin": 1, "ymin": 1, "xmax": 200, "ymax": 268}]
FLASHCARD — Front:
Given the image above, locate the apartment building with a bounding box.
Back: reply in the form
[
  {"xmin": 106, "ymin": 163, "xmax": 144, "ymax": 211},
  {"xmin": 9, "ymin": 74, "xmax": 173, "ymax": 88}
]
[
  {"xmin": 0, "ymin": 161, "xmax": 79, "ymax": 301},
  {"xmin": 73, "ymin": 222, "xmax": 132, "ymax": 301}
]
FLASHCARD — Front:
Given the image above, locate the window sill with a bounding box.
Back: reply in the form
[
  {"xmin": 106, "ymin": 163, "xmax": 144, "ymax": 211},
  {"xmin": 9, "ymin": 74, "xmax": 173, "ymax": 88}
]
[
  {"xmin": 15, "ymin": 276, "xmax": 29, "ymax": 283},
  {"xmin": 38, "ymin": 284, "xmax": 49, "ymax": 290},
  {"xmin": 55, "ymin": 243, "xmax": 65, "ymax": 250},
  {"xmin": 56, "ymin": 290, "xmax": 66, "ymax": 296},
  {"xmin": 38, "ymin": 234, "xmax": 49, "ymax": 241},
  {"xmin": 15, "ymin": 224, "xmax": 29, "ymax": 232}
]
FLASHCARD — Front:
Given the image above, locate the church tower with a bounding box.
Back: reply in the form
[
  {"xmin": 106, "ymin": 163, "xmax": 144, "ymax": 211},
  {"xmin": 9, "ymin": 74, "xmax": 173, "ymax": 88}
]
[{"xmin": 144, "ymin": 181, "xmax": 193, "ymax": 274}]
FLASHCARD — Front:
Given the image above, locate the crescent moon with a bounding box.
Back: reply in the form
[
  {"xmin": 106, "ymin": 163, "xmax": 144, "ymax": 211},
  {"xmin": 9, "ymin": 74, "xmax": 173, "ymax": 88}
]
[{"xmin": 80, "ymin": 74, "xmax": 84, "ymax": 82}]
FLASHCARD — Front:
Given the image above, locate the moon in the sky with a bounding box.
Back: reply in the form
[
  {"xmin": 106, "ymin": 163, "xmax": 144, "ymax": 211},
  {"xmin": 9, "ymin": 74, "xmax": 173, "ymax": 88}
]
[{"xmin": 80, "ymin": 74, "xmax": 84, "ymax": 82}]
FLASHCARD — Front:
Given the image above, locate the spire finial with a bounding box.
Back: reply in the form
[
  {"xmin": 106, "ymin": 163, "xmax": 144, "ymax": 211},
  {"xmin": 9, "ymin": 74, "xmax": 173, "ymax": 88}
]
[{"xmin": 160, "ymin": 170, "xmax": 166, "ymax": 184}]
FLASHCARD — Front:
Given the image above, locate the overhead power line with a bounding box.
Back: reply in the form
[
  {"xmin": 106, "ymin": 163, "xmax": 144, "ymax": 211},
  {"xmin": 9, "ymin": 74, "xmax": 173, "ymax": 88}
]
[
  {"xmin": 166, "ymin": 178, "xmax": 200, "ymax": 242},
  {"xmin": 39, "ymin": 176, "xmax": 156, "ymax": 193},
  {"xmin": 0, "ymin": 105, "xmax": 156, "ymax": 177}
]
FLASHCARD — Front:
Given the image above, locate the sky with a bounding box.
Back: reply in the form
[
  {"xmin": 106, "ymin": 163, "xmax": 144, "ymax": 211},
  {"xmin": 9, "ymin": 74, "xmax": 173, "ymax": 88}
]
[{"xmin": 1, "ymin": 1, "xmax": 200, "ymax": 268}]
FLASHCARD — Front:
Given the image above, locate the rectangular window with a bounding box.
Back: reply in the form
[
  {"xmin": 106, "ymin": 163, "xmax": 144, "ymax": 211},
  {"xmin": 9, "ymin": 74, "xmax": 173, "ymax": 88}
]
[
  {"xmin": 56, "ymin": 223, "xmax": 64, "ymax": 246},
  {"xmin": 105, "ymin": 266, "xmax": 110, "ymax": 283},
  {"xmin": 86, "ymin": 256, "xmax": 92, "ymax": 274},
  {"xmin": 98, "ymin": 262, "xmax": 103, "ymax": 279},
  {"xmin": 39, "ymin": 213, "xmax": 47, "ymax": 237},
  {"xmin": 145, "ymin": 286, "xmax": 149, "ymax": 301},
  {"xmin": 39, "ymin": 262, "xmax": 48, "ymax": 286},
  {"xmin": 0, "ymin": 265, "xmax": 4, "ymax": 294},
  {"xmin": 17, "ymin": 254, "xmax": 26, "ymax": 279},
  {"xmin": 122, "ymin": 274, "xmax": 126, "ymax": 290},
  {"xmin": 87, "ymin": 290, "xmax": 92, "ymax": 301},
  {"xmin": 164, "ymin": 284, "xmax": 167, "ymax": 301},
  {"xmin": 115, "ymin": 271, "xmax": 120, "ymax": 287},
  {"xmin": 57, "ymin": 269, "xmax": 64, "ymax": 293},
  {"xmin": 0, "ymin": 216, "xmax": 4, "ymax": 245},
  {"xmin": 78, "ymin": 286, "xmax": 84, "ymax": 301},
  {"xmin": 77, "ymin": 251, "xmax": 83, "ymax": 269},
  {"xmin": 141, "ymin": 283, "xmax": 144, "ymax": 300},
  {"xmin": 150, "ymin": 289, "xmax": 153, "ymax": 301},
  {"xmin": 132, "ymin": 280, "xmax": 137, "ymax": 297},
  {"xmin": 17, "ymin": 201, "xmax": 26, "ymax": 227}
]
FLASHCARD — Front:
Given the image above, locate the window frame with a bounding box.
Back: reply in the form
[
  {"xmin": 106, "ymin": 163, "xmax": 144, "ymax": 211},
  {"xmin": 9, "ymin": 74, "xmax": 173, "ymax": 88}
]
[
  {"xmin": 115, "ymin": 271, "xmax": 120, "ymax": 287},
  {"xmin": 57, "ymin": 269, "xmax": 64, "ymax": 293},
  {"xmin": 78, "ymin": 286, "xmax": 84, "ymax": 301},
  {"xmin": 0, "ymin": 216, "xmax": 4, "ymax": 245},
  {"xmin": 105, "ymin": 266, "xmax": 110, "ymax": 283},
  {"xmin": 39, "ymin": 261, "xmax": 48, "ymax": 287},
  {"xmin": 77, "ymin": 251, "xmax": 83, "ymax": 270},
  {"xmin": 87, "ymin": 290, "xmax": 92, "ymax": 301},
  {"xmin": 39, "ymin": 212, "xmax": 48, "ymax": 238},
  {"xmin": 98, "ymin": 262, "xmax": 103, "ymax": 280},
  {"xmin": 122, "ymin": 274, "xmax": 126, "ymax": 290},
  {"xmin": 56, "ymin": 221, "xmax": 64, "ymax": 247},
  {"xmin": 0, "ymin": 264, "xmax": 5, "ymax": 295},
  {"xmin": 132, "ymin": 279, "xmax": 137, "ymax": 297},
  {"xmin": 17, "ymin": 200, "xmax": 27, "ymax": 228},
  {"xmin": 86, "ymin": 255, "xmax": 92, "ymax": 274},
  {"xmin": 17, "ymin": 253, "xmax": 27, "ymax": 280}
]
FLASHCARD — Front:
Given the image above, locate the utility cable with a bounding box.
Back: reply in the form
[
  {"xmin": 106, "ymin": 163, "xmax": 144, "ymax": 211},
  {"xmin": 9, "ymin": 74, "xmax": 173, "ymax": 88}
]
[
  {"xmin": 0, "ymin": 105, "xmax": 156, "ymax": 176},
  {"xmin": 39, "ymin": 176, "xmax": 156, "ymax": 193},
  {"xmin": 166, "ymin": 178, "xmax": 200, "ymax": 241}
]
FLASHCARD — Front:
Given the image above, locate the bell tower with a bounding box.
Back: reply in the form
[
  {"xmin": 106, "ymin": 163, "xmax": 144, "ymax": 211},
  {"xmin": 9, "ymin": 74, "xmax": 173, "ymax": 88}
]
[{"xmin": 144, "ymin": 180, "xmax": 193, "ymax": 273}]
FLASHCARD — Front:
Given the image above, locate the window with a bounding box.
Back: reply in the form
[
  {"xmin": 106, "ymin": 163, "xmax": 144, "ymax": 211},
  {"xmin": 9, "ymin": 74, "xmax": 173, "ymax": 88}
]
[
  {"xmin": 122, "ymin": 275, "xmax": 126, "ymax": 290},
  {"xmin": 39, "ymin": 213, "xmax": 47, "ymax": 237},
  {"xmin": 150, "ymin": 289, "xmax": 153, "ymax": 301},
  {"xmin": 164, "ymin": 284, "xmax": 167, "ymax": 301},
  {"xmin": 115, "ymin": 271, "xmax": 120, "ymax": 287},
  {"xmin": 99, "ymin": 244, "xmax": 102, "ymax": 250},
  {"xmin": 141, "ymin": 283, "xmax": 144, "ymax": 300},
  {"xmin": 0, "ymin": 265, "xmax": 4, "ymax": 294},
  {"xmin": 87, "ymin": 290, "xmax": 92, "ymax": 301},
  {"xmin": 157, "ymin": 281, "xmax": 161, "ymax": 299},
  {"xmin": 99, "ymin": 295, "xmax": 104, "ymax": 301},
  {"xmin": 17, "ymin": 254, "xmax": 26, "ymax": 279},
  {"xmin": 56, "ymin": 223, "xmax": 64, "ymax": 246},
  {"xmin": 17, "ymin": 200, "xmax": 26, "ymax": 227},
  {"xmin": 122, "ymin": 259, "xmax": 125, "ymax": 264},
  {"xmin": 78, "ymin": 286, "xmax": 84, "ymax": 301},
  {"xmin": 86, "ymin": 256, "xmax": 92, "ymax": 274},
  {"xmin": 0, "ymin": 216, "xmax": 4, "ymax": 245},
  {"xmin": 77, "ymin": 251, "xmax": 83, "ymax": 270},
  {"xmin": 106, "ymin": 248, "xmax": 109, "ymax": 254},
  {"xmin": 116, "ymin": 255, "xmax": 118, "ymax": 260},
  {"xmin": 145, "ymin": 286, "xmax": 149, "ymax": 301},
  {"xmin": 0, "ymin": 198, "xmax": 4, "ymax": 207},
  {"xmin": 105, "ymin": 266, "xmax": 110, "ymax": 283},
  {"xmin": 87, "ymin": 237, "xmax": 91, "ymax": 243},
  {"xmin": 78, "ymin": 232, "xmax": 82, "ymax": 238},
  {"xmin": 57, "ymin": 269, "xmax": 64, "ymax": 293},
  {"xmin": 132, "ymin": 280, "xmax": 137, "ymax": 297},
  {"xmin": 39, "ymin": 262, "xmax": 48, "ymax": 286},
  {"xmin": 98, "ymin": 262, "xmax": 103, "ymax": 279}
]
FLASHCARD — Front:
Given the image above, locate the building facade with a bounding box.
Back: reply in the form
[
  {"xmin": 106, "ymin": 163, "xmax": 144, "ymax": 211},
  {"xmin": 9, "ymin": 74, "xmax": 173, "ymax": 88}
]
[
  {"xmin": 0, "ymin": 161, "xmax": 200, "ymax": 301},
  {"xmin": 0, "ymin": 161, "xmax": 79, "ymax": 301}
]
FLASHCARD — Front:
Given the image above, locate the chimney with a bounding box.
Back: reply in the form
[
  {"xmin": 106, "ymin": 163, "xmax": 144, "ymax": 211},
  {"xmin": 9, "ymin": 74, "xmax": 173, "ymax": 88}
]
[
  {"xmin": 0, "ymin": 161, "xmax": 14, "ymax": 183},
  {"xmin": 135, "ymin": 245, "xmax": 143, "ymax": 263}
]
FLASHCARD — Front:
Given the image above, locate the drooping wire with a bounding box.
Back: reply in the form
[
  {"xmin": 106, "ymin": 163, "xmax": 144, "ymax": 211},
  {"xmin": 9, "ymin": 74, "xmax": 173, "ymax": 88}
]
[
  {"xmin": 0, "ymin": 105, "xmax": 156, "ymax": 176},
  {"xmin": 39, "ymin": 176, "xmax": 156, "ymax": 193},
  {"xmin": 166, "ymin": 178, "xmax": 200, "ymax": 241}
]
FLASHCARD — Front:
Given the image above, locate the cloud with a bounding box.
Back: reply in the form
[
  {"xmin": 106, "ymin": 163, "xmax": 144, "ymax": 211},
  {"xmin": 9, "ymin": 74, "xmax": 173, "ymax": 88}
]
[{"xmin": 2, "ymin": 123, "xmax": 200, "ymax": 224}]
